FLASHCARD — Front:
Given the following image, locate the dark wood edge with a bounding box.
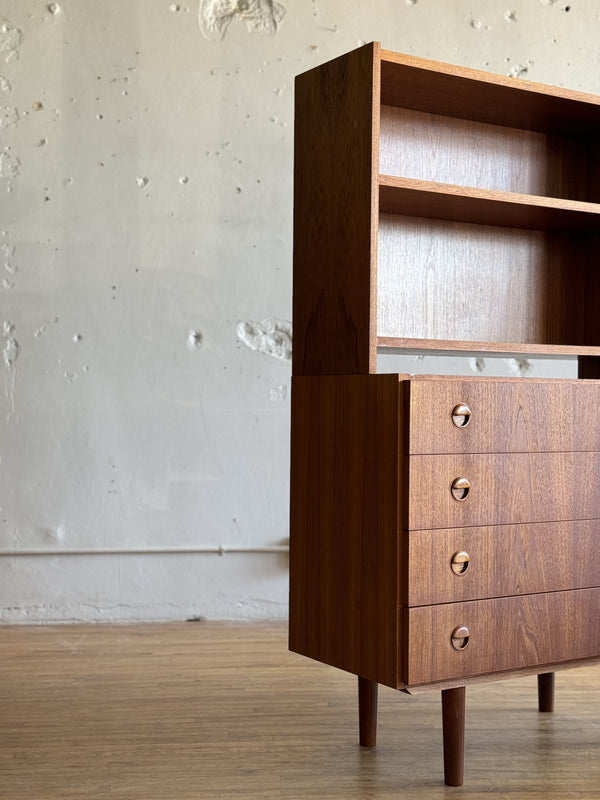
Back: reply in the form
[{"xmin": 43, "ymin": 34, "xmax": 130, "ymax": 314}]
[{"xmin": 401, "ymin": 655, "xmax": 600, "ymax": 694}]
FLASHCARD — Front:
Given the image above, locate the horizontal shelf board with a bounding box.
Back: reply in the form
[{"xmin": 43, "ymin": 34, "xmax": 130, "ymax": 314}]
[
  {"xmin": 380, "ymin": 49, "xmax": 600, "ymax": 135},
  {"xmin": 377, "ymin": 337, "xmax": 600, "ymax": 358},
  {"xmin": 378, "ymin": 176, "xmax": 600, "ymax": 231}
]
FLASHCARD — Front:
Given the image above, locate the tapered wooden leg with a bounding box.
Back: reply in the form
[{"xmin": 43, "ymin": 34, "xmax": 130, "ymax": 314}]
[
  {"xmin": 358, "ymin": 676, "xmax": 378, "ymax": 747},
  {"xmin": 442, "ymin": 686, "xmax": 466, "ymax": 786},
  {"xmin": 538, "ymin": 672, "xmax": 555, "ymax": 712}
]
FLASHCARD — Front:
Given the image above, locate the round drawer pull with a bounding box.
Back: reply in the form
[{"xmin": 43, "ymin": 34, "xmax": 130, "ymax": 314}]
[
  {"xmin": 451, "ymin": 626, "xmax": 470, "ymax": 650},
  {"xmin": 452, "ymin": 403, "xmax": 472, "ymax": 428},
  {"xmin": 451, "ymin": 477, "xmax": 470, "ymax": 501},
  {"xmin": 451, "ymin": 551, "xmax": 470, "ymax": 575}
]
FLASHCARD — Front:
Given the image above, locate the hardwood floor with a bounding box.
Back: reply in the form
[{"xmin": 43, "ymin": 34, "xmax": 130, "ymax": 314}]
[{"xmin": 1, "ymin": 622, "xmax": 599, "ymax": 799}]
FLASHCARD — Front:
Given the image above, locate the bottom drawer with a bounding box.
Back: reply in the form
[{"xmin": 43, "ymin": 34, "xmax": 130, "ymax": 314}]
[{"xmin": 405, "ymin": 588, "xmax": 600, "ymax": 686}]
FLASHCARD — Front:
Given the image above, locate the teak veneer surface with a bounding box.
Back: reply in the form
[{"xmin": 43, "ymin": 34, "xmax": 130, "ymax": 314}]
[
  {"xmin": 289, "ymin": 374, "xmax": 402, "ymax": 687},
  {"xmin": 405, "ymin": 589, "xmax": 600, "ymax": 685},
  {"xmin": 377, "ymin": 338, "xmax": 600, "ymax": 357},
  {"xmin": 406, "ymin": 520, "xmax": 600, "ymax": 606},
  {"xmin": 379, "ymin": 106, "xmax": 592, "ymax": 200},
  {"xmin": 408, "ymin": 451, "xmax": 600, "ymax": 529},
  {"xmin": 377, "ymin": 215, "xmax": 598, "ymax": 349},
  {"xmin": 379, "ymin": 49, "xmax": 600, "ymax": 135},
  {"xmin": 378, "ymin": 177, "xmax": 600, "ymax": 231},
  {"xmin": 408, "ymin": 377, "xmax": 600, "ymax": 454},
  {"xmin": 292, "ymin": 43, "xmax": 379, "ymax": 376}
]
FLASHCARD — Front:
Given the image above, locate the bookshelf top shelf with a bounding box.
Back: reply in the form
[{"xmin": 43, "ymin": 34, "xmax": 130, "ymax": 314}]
[{"xmin": 380, "ymin": 48, "xmax": 600, "ymax": 135}]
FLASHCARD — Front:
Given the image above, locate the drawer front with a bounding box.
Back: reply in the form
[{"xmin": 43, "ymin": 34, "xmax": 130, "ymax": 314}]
[
  {"xmin": 406, "ymin": 521, "xmax": 600, "ymax": 606},
  {"xmin": 408, "ymin": 452, "xmax": 600, "ymax": 529},
  {"xmin": 404, "ymin": 589, "xmax": 600, "ymax": 686},
  {"xmin": 408, "ymin": 378, "xmax": 600, "ymax": 454}
]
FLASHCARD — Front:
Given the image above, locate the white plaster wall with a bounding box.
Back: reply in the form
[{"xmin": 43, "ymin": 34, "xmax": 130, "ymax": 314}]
[{"xmin": 0, "ymin": 0, "xmax": 598, "ymax": 623}]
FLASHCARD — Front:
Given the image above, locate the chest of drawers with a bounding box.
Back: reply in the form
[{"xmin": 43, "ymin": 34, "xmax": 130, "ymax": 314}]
[
  {"xmin": 289, "ymin": 43, "xmax": 600, "ymax": 784},
  {"xmin": 290, "ymin": 374, "xmax": 600, "ymax": 688}
]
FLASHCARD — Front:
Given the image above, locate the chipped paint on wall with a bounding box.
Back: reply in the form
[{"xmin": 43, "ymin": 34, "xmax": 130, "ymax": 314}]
[
  {"xmin": 0, "ymin": 105, "xmax": 18, "ymax": 128},
  {"xmin": 0, "ymin": 19, "xmax": 23, "ymax": 64},
  {"xmin": 0, "ymin": 147, "xmax": 20, "ymax": 191},
  {"xmin": 187, "ymin": 329, "xmax": 203, "ymax": 350},
  {"xmin": 469, "ymin": 356, "xmax": 486, "ymax": 373},
  {"xmin": 198, "ymin": 0, "xmax": 286, "ymax": 41},
  {"xmin": 269, "ymin": 384, "xmax": 287, "ymax": 401},
  {"xmin": 2, "ymin": 321, "xmax": 18, "ymax": 369},
  {"xmin": 508, "ymin": 62, "xmax": 531, "ymax": 78},
  {"xmin": 504, "ymin": 358, "xmax": 533, "ymax": 376},
  {"xmin": 236, "ymin": 318, "xmax": 292, "ymax": 362},
  {"xmin": 2, "ymin": 320, "xmax": 19, "ymax": 419}
]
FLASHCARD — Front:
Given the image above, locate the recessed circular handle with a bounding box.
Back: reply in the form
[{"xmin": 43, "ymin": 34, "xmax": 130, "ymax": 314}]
[
  {"xmin": 451, "ymin": 551, "xmax": 470, "ymax": 575},
  {"xmin": 451, "ymin": 477, "xmax": 470, "ymax": 501},
  {"xmin": 451, "ymin": 625, "xmax": 470, "ymax": 650},
  {"xmin": 452, "ymin": 403, "xmax": 471, "ymax": 428}
]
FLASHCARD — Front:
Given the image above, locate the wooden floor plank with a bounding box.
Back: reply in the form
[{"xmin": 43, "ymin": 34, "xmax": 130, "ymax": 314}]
[{"xmin": 1, "ymin": 622, "xmax": 599, "ymax": 798}]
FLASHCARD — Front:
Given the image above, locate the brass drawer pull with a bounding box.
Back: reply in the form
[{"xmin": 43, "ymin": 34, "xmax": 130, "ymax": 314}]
[
  {"xmin": 452, "ymin": 403, "xmax": 472, "ymax": 428},
  {"xmin": 451, "ymin": 626, "xmax": 470, "ymax": 650},
  {"xmin": 451, "ymin": 477, "xmax": 470, "ymax": 501},
  {"xmin": 451, "ymin": 551, "xmax": 470, "ymax": 575}
]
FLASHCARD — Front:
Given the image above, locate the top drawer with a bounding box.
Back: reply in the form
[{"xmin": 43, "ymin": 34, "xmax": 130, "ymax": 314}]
[{"xmin": 408, "ymin": 377, "xmax": 600, "ymax": 454}]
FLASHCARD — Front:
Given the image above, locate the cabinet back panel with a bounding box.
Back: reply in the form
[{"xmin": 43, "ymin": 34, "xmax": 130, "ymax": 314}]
[
  {"xmin": 377, "ymin": 214, "xmax": 585, "ymax": 346},
  {"xmin": 380, "ymin": 107, "xmax": 590, "ymax": 200}
]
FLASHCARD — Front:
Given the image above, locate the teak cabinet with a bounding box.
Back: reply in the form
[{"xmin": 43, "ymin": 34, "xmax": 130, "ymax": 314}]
[{"xmin": 289, "ymin": 42, "xmax": 600, "ymax": 785}]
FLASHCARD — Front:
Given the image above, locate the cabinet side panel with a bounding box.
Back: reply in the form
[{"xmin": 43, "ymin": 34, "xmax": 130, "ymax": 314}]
[
  {"xmin": 292, "ymin": 44, "xmax": 379, "ymax": 376},
  {"xmin": 289, "ymin": 375, "xmax": 401, "ymax": 688}
]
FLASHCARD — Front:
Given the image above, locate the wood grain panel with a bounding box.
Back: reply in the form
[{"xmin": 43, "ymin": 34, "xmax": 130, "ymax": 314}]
[
  {"xmin": 380, "ymin": 50, "xmax": 600, "ymax": 136},
  {"xmin": 408, "ymin": 377, "xmax": 600, "ymax": 454},
  {"xmin": 379, "ymin": 107, "xmax": 588, "ymax": 200},
  {"xmin": 406, "ymin": 521, "xmax": 600, "ymax": 606},
  {"xmin": 378, "ymin": 338, "xmax": 600, "ymax": 358},
  {"xmin": 292, "ymin": 43, "xmax": 380, "ymax": 375},
  {"xmin": 289, "ymin": 375, "xmax": 403, "ymax": 688},
  {"xmin": 377, "ymin": 215, "xmax": 586, "ymax": 347},
  {"xmin": 378, "ymin": 177, "xmax": 600, "ymax": 232},
  {"xmin": 408, "ymin": 452, "xmax": 600, "ymax": 530},
  {"xmin": 405, "ymin": 589, "xmax": 600, "ymax": 685}
]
